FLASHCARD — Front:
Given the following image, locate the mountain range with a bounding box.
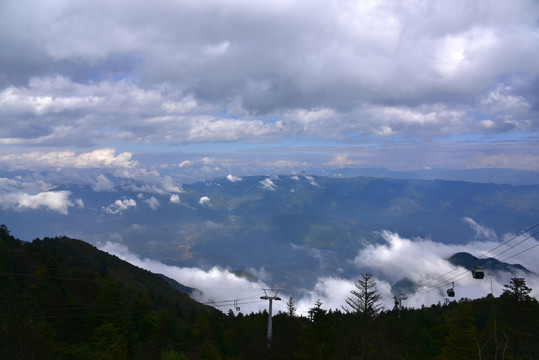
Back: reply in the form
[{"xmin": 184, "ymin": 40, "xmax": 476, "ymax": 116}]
[{"xmin": 2, "ymin": 173, "xmax": 538, "ymax": 298}]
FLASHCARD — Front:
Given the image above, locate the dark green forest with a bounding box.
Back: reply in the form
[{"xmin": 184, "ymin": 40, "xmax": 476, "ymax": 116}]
[{"xmin": 1, "ymin": 225, "xmax": 538, "ymax": 359}]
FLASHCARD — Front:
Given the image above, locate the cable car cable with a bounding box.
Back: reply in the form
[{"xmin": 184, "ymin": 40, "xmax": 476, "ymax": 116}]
[{"xmin": 403, "ymin": 222, "xmax": 539, "ymax": 297}]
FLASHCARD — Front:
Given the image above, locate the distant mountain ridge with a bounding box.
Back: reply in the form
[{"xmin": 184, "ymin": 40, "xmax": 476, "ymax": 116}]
[
  {"xmin": 448, "ymin": 252, "xmax": 531, "ymax": 275},
  {"xmin": 319, "ymin": 167, "xmax": 539, "ymax": 186},
  {"xmin": 2, "ymin": 174, "xmax": 539, "ymax": 293},
  {"xmin": 0, "ymin": 226, "xmax": 205, "ymax": 312},
  {"xmin": 391, "ymin": 251, "xmax": 532, "ymax": 296}
]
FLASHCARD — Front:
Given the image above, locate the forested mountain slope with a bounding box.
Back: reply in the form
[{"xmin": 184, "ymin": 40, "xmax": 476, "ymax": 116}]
[
  {"xmin": 0, "ymin": 225, "xmax": 221, "ymax": 359},
  {"xmin": 1, "ymin": 225, "xmax": 539, "ymax": 359}
]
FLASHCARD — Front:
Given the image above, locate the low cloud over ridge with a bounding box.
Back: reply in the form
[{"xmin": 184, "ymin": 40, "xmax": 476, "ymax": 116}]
[{"xmin": 98, "ymin": 227, "xmax": 539, "ymax": 315}]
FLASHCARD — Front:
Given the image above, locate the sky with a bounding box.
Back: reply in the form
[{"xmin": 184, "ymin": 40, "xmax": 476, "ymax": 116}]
[{"xmin": 1, "ymin": 0, "xmax": 539, "ymax": 180}]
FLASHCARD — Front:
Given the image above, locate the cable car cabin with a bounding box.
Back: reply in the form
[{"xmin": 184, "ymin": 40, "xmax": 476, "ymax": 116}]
[
  {"xmin": 447, "ymin": 282, "xmax": 455, "ymax": 297},
  {"xmin": 472, "ymin": 267, "xmax": 484, "ymax": 279}
]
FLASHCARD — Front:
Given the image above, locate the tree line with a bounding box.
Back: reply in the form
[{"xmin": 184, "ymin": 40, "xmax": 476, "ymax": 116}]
[{"xmin": 1, "ymin": 226, "xmax": 538, "ymax": 359}]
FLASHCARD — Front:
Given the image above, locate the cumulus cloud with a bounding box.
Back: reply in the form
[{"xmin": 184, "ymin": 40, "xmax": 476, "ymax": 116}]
[
  {"xmin": 113, "ymin": 170, "xmax": 183, "ymax": 195},
  {"xmin": 0, "ymin": 190, "xmax": 74, "ymax": 215},
  {"xmin": 0, "ymin": 148, "xmax": 137, "ymax": 170},
  {"xmin": 170, "ymin": 193, "xmax": 180, "ymax": 204},
  {"xmin": 199, "ymin": 196, "xmax": 211, "ymax": 206},
  {"xmin": 355, "ymin": 231, "xmax": 459, "ymax": 284},
  {"xmin": 352, "ymin": 230, "xmax": 539, "ymax": 308},
  {"xmin": 226, "ymin": 174, "xmax": 242, "ymax": 182},
  {"xmin": 0, "ymin": 177, "xmax": 75, "ymax": 214},
  {"xmin": 304, "ymin": 175, "xmax": 318, "ymax": 187},
  {"xmin": 103, "ymin": 198, "xmax": 136, "ymax": 214},
  {"xmin": 144, "ymin": 196, "xmax": 160, "ymax": 210},
  {"xmin": 259, "ymin": 177, "xmax": 277, "ymax": 191}
]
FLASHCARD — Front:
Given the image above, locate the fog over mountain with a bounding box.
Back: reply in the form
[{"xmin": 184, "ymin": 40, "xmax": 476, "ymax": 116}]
[{"xmin": 2, "ymin": 165, "xmax": 538, "ymax": 314}]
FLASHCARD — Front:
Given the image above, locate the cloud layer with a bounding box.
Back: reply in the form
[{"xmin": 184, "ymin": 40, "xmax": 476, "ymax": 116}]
[
  {"xmin": 1, "ymin": 0, "xmax": 538, "ymax": 172},
  {"xmin": 0, "ymin": 177, "xmax": 80, "ymax": 214},
  {"xmin": 98, "ymin": 228, "xmax": 539, "ymax": 315}
]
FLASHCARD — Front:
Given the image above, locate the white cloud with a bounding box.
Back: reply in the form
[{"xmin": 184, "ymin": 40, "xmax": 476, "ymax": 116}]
[
  {"xmin": 226, "ymin": 174, "xmax": 242, "ymax": 182},
  {"xmin": 202, "ymin": 157, "xmax": 215, "ymax": 165},
  {"xmin": 178, "ymin": 160, "xmax": 193, "ymax": 168},
  {"xmin": 113, "ymin": 169, "xmax": 183, "ymax": 195},
  {"xmin": 144, "ymin": 196, "xmax": 160, "ymax": 210},
  {"xmin": 0, "ymin": 148, "xmax": 137, "ymax": 170},
  {"xmin": 269, "ymin": 160, "xmax": 308, "ymax": 168},
  {"xmin": 96, "ymin": 223, "xmax": 539, "ymax": 315},
  {"xmin": 199, "ymin": 196, "xmax": 211, "ymax": 206},
  {"xmin": 74, "ymin": 198, "xmax": 84, "ymax": 208},
  {"xmin": 1, "ymin": 190, "xmax": 74, "ymax": 215},
  {"xmin": 352, "ymin": 230, "xmax": 539, "ymax": 308},
  {"xmin": 326, "ymin": 154, "xmax": 359, "ymax": 167},
  {"xmin": 0, "ymin": 0, "xmax": 536, "ymax": 169},
  {"xmin": 259, "ymin": 177, "xmax": 277, "ymax": 191},
  {"xmin": 98, "ymin": 241, "xmax": 270, "ymax": 314},
  {"xmin": 103, "ymin": 198, "xmax": 136, "ymax": 214},
  {"xmin": 0, "ymin": 177, "xmax": 75, "ymax": 214},
  {"xmin": 294, "ymin": 276, "xmax": 395, "ymax": 315},
  {"xmin": 463, "ymin": 217, "xmax": 497, "ymax": 240},
  {"xmin": 304, "ymin": 175, "xmax": 318, "ymax": 187},
  {"xmin": 355, "ymin": 231, "xmax": 459, "ymax": 284},
  {"xmin": 170, "ymin": 193, "xmax": 180, "ymax": 204}
]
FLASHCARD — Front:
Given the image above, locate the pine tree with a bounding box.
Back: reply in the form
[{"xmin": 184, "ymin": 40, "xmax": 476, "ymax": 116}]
[
  {"xmin": 501, "ymin": 277, "xmax": 536, "ymax": 359},
  {"xmin": 297, "ymin": 299, "xmax": 336, "ymax": 359},
  {"xmin": 502, "ymin": 277, "xmax": 532, "ymax": 302},
  {"xmin": 343, "ymin": 273, "xmax": 383, "ymax": 360},
  {"xmin": 286, "ymin": 296, "xmax": 297, "ymax": 317},
  {"xmin": 343, "ymin": 273, "xmax": 383, "ymax": 321}
]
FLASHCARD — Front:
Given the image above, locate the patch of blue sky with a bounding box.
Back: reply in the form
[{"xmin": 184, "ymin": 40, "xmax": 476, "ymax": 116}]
[
  {"xmin": 466, "ymin": 110, "xmax": 490, "ymax": 121},
  {"xmin": 112, "ymin": 73, "xmax": 140, "ymax": 83},
  {"xmin": 250, "ymin": 137, "xmax": 331, "ymax": 153},
  {"xmin": 351, "ymin": 133, "xmax": 422, "ymax": 146},
  {"xmin": 437, "ymin": 131, "xmax": 539, "ymax": 144},
  {"xmin": 86, "ymin": 53, "xmax": 143, "ymax": 83},
  {"xmin": 255, "ymin": 116, "xmax": 281, "ymax": 124},
  {"xmin": 210, "ymin": 110, "xmax": 238, "ymax": 119}
]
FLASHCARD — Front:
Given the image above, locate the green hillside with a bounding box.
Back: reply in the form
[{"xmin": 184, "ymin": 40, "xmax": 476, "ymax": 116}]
[
  {"xmin": 2, "ymin": 225, "xmax": 539, "ymax": 359},
  {"xmin": 0, "ymin": 225, "xmax": 223, "ymax": 359}
]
